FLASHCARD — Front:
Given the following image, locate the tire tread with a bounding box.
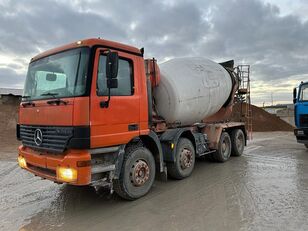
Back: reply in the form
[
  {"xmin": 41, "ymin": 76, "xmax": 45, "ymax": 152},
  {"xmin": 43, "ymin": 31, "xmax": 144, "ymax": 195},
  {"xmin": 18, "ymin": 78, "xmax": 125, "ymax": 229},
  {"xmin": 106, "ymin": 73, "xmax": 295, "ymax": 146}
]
[
  {"xmin": 213, "ymin": 132, "xmax": 231, "ymax": 162},
  {"xmin": 231, "ymin": 129, "xmax": 245, "ymax": 157}
]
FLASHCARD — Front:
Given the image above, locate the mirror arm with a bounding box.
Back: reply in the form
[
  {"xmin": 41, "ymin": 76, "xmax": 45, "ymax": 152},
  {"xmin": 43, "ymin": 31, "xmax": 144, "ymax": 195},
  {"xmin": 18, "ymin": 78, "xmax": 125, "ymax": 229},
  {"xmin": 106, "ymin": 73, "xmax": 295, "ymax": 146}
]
[
  {"xmin": 100, "ymin": 88, "xmax": 111, "ymax": 108},
  {"xmin": 99, "ymin": 50, "xmax": 118, "ymax": 108}
]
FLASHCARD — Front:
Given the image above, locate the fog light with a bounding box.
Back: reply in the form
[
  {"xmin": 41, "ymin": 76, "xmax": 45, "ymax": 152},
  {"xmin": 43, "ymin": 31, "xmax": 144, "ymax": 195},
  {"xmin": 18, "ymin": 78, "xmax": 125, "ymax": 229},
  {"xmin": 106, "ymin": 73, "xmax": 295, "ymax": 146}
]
[
  {"xmin": 18, "ymin": 156, "xmax": 27, "ymax": 168},
  {"xmin": 57, "ymin": 167, "xmax": 77, "ymax": 182}
]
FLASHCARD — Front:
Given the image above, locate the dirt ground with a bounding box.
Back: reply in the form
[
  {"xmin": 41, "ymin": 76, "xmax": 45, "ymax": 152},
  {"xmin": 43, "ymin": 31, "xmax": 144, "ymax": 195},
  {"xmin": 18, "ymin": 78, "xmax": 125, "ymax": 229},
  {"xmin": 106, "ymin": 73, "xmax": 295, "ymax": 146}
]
[{"xmin": 1, "ymin": 132, "xmax": 308, "ymax": 231}]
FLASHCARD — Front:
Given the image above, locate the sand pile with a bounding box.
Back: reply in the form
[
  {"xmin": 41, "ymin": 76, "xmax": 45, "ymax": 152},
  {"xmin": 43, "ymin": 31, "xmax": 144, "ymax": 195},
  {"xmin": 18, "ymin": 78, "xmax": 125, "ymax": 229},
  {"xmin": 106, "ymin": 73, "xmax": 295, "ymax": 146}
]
[
  {"xmin": 231, "ymin": 103, "xmax": 294, "ymax": 132},
  {"xmin": 0, "ymin": 103, "xmax": 19, "ymax": 133},
  {"xmin": 0, "ymin": 99, "xmax": 20, "ymax": 160},
  {"xmin": 0, "ymin": 97, "xmax": 20, "ymax": 131}
]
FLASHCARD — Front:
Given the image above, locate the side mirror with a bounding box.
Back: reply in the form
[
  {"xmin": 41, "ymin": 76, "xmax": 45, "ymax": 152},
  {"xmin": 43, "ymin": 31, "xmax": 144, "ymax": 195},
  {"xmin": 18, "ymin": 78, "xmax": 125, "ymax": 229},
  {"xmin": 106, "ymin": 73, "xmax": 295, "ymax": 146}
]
[
  {"xmin": 100, "ymin": 51, "xmax": 119, "ymax": 108},
  {"xmin": 46, "ymin": 73, "xmax": 57, "ymax": 81},
  {"xmin": 106, "ymin": 51, "xmax": 119, "ymax": 80},
  {"xmin": 107, "ymin": 78, "xmax": 118, "ymax": 89},
  {"xmin": 293, "ymin": 88, "xmax": 297, "ymax": 104}
]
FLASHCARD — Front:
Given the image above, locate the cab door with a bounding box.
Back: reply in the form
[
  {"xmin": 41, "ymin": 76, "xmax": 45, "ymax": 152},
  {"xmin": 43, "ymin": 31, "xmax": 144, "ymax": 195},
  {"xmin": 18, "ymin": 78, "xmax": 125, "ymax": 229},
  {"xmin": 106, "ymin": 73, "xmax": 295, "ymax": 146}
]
[{"xmin": 90, "ymin": 48, "xmax": 140, "ymax": 148}]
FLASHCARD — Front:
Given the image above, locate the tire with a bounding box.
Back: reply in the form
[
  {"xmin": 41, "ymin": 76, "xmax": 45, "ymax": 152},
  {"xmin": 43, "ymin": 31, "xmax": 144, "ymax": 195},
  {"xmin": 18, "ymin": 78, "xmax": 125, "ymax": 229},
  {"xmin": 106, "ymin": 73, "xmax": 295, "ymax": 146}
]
[
  {"xmin": 113, "ymin": 145, "xmax": 155, "ymax": 200},
  {"xmin": 167, "ymin": 138, "xmax": 195, "ymax": 180},
  {"xmin": 231, "ymin": 129, "xmax": 245, "ymax": 156},
  {"xmin": 213, "ymin": 132, "xmax": 231, "ymax": 162},
  {"xmin": 304, "ymin": 144, "xmax": 308, "ymax": 149}
]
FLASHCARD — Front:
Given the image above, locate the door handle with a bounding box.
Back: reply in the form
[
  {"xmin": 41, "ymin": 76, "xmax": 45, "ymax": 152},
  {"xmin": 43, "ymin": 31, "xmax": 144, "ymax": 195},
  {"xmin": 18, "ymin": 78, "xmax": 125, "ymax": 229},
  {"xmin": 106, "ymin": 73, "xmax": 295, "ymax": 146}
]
[{"xmin": 128, "ymin": 124, "xmax": 139, "ymax": 131}]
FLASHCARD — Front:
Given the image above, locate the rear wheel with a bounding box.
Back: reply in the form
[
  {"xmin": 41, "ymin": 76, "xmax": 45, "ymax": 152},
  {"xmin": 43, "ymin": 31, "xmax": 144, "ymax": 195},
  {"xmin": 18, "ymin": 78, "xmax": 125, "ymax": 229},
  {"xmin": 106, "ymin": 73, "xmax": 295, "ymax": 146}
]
[
  {"xmin": 213, "ymin": 132, "xmax": 231, "ymax": 162},
  {"xmin": 114, "ymin": 145, "xmax": 155, "ymax": 200},
  {"xmin": 167, "ymin": 138, "xmax": 195, "ymax": 179},
  {"xmin": 231, "ymin": 129, "xmax": 245, "ymax": 156}
]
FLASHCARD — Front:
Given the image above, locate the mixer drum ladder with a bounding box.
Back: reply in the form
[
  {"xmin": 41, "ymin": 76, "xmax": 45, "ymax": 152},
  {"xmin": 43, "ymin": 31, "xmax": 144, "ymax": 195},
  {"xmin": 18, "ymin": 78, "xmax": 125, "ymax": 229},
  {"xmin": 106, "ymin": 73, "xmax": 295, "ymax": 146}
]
[{"xmin": 236, "ymin": 65, "xmax": 252, "ymax": 140}]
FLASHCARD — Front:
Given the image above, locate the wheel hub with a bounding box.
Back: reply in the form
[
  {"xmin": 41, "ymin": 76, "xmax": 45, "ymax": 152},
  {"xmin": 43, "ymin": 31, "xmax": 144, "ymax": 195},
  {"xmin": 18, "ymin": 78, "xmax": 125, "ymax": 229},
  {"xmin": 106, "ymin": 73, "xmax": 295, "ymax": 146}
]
[
  {"xmin": 180, "ymin": 148, "xmax": 193, "ymax": 169},
  {"xmin": 130, "ymin": 160, "xmax": 150, "ymax": 187}
]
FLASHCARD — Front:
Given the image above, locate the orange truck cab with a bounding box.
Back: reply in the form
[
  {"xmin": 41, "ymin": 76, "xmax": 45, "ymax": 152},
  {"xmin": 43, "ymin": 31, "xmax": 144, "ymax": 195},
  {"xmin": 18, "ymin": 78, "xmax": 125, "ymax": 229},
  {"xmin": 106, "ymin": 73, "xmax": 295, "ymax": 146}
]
[{"xmin": 17, "ymin": 38, "xmax": 247, "ymax": 200}]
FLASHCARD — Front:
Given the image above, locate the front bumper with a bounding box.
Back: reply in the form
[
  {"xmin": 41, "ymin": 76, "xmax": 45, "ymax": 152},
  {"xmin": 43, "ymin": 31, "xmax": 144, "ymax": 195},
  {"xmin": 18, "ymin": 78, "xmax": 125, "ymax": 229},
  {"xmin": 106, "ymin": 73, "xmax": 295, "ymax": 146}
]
[
  {"xmin": 294, "ymin": 128, "xmax": 308, "ymax": 144},
  {"xmin": 18, "ymin": 145, "xmax": 91, "ymax": 185}
]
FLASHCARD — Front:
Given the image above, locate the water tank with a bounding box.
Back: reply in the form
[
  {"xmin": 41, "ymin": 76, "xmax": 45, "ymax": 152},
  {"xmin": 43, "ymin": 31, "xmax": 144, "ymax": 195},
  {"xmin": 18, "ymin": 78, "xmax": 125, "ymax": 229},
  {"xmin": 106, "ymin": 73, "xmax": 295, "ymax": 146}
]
[{"xmin": 154, "ymin": 57, "xmax": 233, "ymax": 126}]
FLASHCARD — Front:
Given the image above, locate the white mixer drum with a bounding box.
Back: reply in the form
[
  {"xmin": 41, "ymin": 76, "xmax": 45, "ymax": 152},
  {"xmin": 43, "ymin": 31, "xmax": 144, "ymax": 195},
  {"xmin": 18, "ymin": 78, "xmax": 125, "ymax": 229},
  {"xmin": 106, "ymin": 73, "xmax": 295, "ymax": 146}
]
[{"xmin": 154, "ymin": 57, "xmax": 233, "ymax": 126}]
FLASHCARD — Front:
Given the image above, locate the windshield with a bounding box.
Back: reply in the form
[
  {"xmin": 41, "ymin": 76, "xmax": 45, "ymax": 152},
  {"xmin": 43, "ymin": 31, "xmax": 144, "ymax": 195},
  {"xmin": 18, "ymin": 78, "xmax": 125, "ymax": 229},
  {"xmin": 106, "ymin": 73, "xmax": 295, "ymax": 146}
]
[
  {"xmin": 23, "ymin": 47, "xmax": 90, "ymax": 101},
  {"xmin": 299, "ymin": 84, "xmax": 308, "ymax": 101}
]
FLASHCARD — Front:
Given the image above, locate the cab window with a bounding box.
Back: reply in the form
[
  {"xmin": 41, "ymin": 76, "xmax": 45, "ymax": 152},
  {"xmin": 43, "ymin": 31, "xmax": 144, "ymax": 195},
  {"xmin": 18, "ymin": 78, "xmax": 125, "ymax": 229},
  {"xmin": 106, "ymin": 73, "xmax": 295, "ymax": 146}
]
[
  {"xmin": 97, "ymin": 55, "xmax": 133, "ymax": 96},
  {"xmin": 300, "ymin": 85, "xmax": 308, "ymax": 101}
]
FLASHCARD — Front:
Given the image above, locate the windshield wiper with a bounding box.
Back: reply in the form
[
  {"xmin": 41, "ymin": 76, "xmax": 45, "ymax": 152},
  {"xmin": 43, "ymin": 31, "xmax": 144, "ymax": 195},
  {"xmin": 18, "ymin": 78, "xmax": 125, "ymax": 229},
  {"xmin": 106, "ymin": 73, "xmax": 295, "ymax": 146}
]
[
  {"xmin": 41, "ymin": 92, "xmax": 67, "ymax": 105},
  {"xmin": 22, "ymin": 95, "xmax": 31, "ymax": 99},
  {"xmin": 47, "ymin": 98, "xmax": 67, "ymax": 105},
  {"xmin": 21, "ymin": 95, "xmax": 35, "ymax": 107},
  {"xmin": 21, "ymin": 101, "xmax": 35, "ymax": 107},
  {"xmin": 41, "ymin": 92, "xmax": 59, "ymax": 97}
]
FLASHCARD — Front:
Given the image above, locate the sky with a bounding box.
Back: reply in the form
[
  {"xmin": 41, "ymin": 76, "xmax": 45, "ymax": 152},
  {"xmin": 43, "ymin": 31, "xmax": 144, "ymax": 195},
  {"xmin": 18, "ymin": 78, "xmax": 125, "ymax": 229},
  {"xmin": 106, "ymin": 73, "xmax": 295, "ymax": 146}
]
[{"xmin": 0, "ymin": 0, "xmax": 308, "ymax": 106}]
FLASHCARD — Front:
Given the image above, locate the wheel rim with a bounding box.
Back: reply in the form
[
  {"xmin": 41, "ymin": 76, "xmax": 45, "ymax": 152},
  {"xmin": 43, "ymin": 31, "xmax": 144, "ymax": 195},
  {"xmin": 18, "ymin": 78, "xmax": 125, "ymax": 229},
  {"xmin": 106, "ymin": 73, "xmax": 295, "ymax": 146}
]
[
  {"xmin": 180, "ymin": 148, "xmax": 193, "ymax": 170},
  {"xmin": 130, "ymin": 160, "xmax": 150, "ymax": 187},
  {"xmin": 222, "ymin": 137, "xmax": 230, "ymax": 158},
  {"xmin": 236, "ymin": 132, "xmax": 244, "ymax": 152}
]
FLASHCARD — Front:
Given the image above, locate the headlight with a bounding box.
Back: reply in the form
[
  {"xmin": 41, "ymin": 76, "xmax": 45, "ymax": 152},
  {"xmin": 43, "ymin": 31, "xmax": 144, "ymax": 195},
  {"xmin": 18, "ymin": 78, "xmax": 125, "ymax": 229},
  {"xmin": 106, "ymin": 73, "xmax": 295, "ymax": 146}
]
[
  {"xmin": 18, "ymin": 156, "xmax": 27, "ymax": 168},
  {"xmin": 57, "ymin": 167, "xmax": 77, "ymax": 182}
]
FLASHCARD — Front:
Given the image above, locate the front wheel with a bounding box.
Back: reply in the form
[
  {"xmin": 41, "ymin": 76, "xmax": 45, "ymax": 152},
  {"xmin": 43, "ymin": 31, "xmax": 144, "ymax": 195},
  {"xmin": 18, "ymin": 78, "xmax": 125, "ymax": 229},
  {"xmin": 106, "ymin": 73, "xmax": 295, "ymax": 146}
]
[{"xmin": 114, "ymin": 145, "xmax": 155, "ymax": 200}]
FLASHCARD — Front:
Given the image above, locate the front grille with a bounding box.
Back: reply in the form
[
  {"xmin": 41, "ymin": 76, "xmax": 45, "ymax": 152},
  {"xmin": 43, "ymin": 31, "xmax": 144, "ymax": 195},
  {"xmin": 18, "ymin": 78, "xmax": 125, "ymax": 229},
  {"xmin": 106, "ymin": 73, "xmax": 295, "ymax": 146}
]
[
  {"xmin": 20, "ymin": 125, "xmax": 73, "ymax": 153},
  {"xmin": 300, "ymin": 114, "xmax": 308, "ymax": 127}
]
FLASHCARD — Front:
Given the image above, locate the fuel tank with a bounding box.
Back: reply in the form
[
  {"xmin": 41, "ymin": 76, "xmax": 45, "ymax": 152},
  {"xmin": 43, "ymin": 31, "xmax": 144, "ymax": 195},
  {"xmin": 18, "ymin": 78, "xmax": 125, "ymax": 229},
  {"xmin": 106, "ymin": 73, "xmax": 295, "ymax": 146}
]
[{"xmin": 154, "ymin": 57, "xmax": 233, "ymax": 126}]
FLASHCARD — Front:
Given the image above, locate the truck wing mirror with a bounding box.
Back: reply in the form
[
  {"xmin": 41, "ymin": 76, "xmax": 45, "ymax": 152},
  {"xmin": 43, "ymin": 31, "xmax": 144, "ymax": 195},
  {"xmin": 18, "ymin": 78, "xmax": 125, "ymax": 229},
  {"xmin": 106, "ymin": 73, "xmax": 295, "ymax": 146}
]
[
  {"xmin": 293, "ymin": 88, "xmax": 297, "ymax": 104},
  {"xmin": 106, "ymin": 51, "xmax": 119, "ymax": 80},
  {"xmin": 100, "ymin": 51, "xmax": 119, "ymax": 108},
  {"xmin": 107, "ymin": 78, "xmax": 118, "ymax": 88}
]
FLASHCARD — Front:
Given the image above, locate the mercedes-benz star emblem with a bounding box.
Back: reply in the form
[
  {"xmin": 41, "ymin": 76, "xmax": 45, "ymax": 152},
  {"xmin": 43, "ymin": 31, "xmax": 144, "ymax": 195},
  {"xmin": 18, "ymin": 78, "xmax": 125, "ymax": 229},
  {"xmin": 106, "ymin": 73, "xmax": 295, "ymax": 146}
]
[{"xmin": 34, "ymin": 129, "xmax": 43, "ymax": 146}]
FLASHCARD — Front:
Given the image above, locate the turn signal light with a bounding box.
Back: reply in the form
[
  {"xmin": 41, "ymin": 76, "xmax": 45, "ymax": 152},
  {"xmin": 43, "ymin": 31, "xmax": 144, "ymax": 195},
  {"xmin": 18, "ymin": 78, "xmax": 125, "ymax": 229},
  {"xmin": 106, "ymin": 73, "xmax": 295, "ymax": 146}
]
[
  {"xmin": 57, "ymin": 167, "xmax": 77, "ymax": 182},
  {"xmin": 18, "ymin": 156, "xmax": 27, "ymax": 168}
]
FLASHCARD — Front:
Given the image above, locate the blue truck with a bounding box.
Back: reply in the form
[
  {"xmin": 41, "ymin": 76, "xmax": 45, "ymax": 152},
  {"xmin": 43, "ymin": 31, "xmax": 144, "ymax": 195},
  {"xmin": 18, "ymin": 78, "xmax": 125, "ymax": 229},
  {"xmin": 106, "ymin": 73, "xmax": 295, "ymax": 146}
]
[{"xmin": 293, "ymin": 81, "xmax": 308, "ymax": 147}]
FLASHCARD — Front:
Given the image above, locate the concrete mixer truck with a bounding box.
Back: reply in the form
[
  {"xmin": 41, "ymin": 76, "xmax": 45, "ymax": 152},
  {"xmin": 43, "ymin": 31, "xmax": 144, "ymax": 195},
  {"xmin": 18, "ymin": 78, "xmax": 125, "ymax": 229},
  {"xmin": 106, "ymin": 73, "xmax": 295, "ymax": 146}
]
[{"xmin": 17, "ymin": 38, "xmax": 248, "ymax": 200}]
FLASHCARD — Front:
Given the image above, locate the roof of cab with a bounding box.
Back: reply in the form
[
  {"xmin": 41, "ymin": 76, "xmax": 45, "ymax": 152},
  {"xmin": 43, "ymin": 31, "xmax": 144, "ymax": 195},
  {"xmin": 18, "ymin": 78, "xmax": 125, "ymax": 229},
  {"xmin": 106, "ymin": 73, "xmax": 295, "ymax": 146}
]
[{"xmin": 31, "ymin": 38, "xmax": 142, "ymax": 62}]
